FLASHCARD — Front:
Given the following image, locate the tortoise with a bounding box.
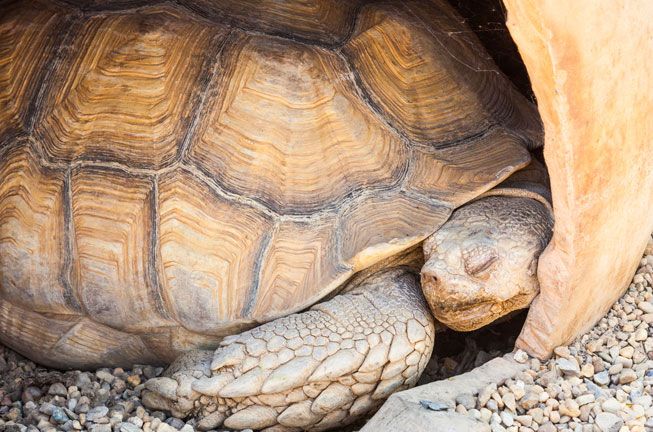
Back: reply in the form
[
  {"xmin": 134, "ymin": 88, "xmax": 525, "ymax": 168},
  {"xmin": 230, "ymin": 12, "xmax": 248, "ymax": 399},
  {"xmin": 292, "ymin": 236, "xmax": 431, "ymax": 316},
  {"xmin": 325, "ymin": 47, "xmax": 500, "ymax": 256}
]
[{"xmin": 0, "ymin": 0, "xmax": 553, "ymax": 430}]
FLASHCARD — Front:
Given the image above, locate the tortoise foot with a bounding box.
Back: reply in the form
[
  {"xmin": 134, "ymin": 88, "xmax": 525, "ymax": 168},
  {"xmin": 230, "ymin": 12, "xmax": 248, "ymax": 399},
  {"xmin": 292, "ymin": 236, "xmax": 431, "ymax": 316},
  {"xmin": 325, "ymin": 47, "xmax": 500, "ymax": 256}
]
[{"xmin": 143, "ymin": 268, "xmax": 435, "ymax": 431}]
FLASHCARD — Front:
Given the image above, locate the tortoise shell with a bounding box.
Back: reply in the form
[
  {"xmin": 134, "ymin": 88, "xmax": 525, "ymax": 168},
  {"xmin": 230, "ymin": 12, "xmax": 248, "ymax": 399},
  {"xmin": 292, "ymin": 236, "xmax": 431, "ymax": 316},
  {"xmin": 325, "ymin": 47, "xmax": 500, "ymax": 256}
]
[{"xmin": 0, "ymin": 0, "xmax": 540, "ymax": 368}]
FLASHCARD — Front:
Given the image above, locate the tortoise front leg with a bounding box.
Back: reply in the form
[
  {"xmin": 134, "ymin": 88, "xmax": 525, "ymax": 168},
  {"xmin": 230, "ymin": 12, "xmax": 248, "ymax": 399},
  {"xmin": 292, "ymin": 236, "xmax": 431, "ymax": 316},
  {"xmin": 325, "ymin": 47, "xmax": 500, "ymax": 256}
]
[{"xmin": 143, "ymin": 268, "xmax": 435, "ymax": 431}]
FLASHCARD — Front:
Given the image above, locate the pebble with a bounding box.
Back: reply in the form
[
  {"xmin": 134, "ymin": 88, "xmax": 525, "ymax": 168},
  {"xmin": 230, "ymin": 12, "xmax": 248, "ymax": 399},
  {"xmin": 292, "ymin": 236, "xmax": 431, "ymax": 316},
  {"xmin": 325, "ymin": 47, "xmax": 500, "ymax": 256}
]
[
  {"xmin": 637, "ymin": 301, "xmax": 653, "ymax": 313},
  {"xmin": 618, "ymin": 369, "xmax": 637, "ymax": 384},
  {"xmin": 595, "ymin": 412, "xmax": 623, "ymax": 432},
  {"xmin": 601, "ymin": 398, "xmax": 622, "ymax": 413},
  {"xmin": 575, "ymin": 394, "xmax": 594, "ymax": 405},
  {"xmin": 513, "ymin": 350, "xmax": 529, "ymax": 364},
  {"xmin": 86, "ymin": 406, "xmax": 109, "ymax": 422},
  {"xmin": 47, "ymin": 383, "xmax": 67, "ymax": 397},
  {"xmin": 594, "ymin": 370, "xmax": 611, "ymax": 386},
  {"xmin": 557, "ymin": 357, "xmax": 580, "ymax": 377},
  {"xmin": 499, "ymin": 411, "xmax": 514, "ymax": 426},
  {"xmin": 119, "ymin": 423, "xmax": 142, "ymax": 432}
]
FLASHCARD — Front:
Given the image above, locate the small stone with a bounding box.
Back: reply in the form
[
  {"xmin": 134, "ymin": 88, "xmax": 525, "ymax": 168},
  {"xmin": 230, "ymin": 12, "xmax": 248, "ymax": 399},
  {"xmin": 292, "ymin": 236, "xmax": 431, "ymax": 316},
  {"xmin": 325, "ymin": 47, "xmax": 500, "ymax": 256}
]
[
  {"xmin": 165, "ymin": 418, "xmax": 185, "ymax": 430},
  {"xmin": 126, "ymin": 375, "xmax": 141, "ymax": 387},
  {"xmin": 594, "ymin": 370, "xmax": 610, "ymax": 386},
  {"xmin": 619, "ymin": 346, "xmax": 634, "ymax": 359},
  {"xmin": 21, "ymin": 386, "xmax": 42, "ymax": 403},
  {"xmin": 40, "ymin": 403, "xmax": 56, "ymax": 416},
  {"xmin": 559, "ymin": 399, "xmax": 580, "ymax": 417},
  {"xmin": 513, "ymin": 350, "xmax": 529, "ymax": 364},
  {"xmin": 419, "ymin": 400, "xmax": 448, "ymax": 411},
  {"xmin": 515, "ymin": 415, "xmax": 532, "ymax": 427},
  {"xmin": 95, "ymin": 370, "xmax": 114, "ymax": 383},
  {"xmin": 128, "ymin": 417, "xmax": 144, "ymax": 427},
  {"xmin": 519, "ymin": 393, "xmax": 540, "ymax": 410},
  {"xmin": 608, "ymin": 362, "xmax": 623, "ymax": 375},
  {"xmin": 196, "ymin": 412, "xmax": 225, "ymax": 431},
  {"xmin": 576, "ymin": 393, "xmax": 595, "ymax": 406},
  {"xmin": 86, "ymin": 406, "xmax": 109, "ymax": 422},
  {"xmin": 632, "ymin": 394, "xmax": 653, "ymax": 409},
  {"xmin": 156, "ymin": 423, "xmax": 177, "ymax": 432},
  {"xmin": 48, "ymin": 383, "xmax": 68, "ymax": 397},
  {"xmin": 455, "ymin": 393, "xmax": 476, "ymax": 410},
  {"xmin": 479, "ymin": 384, "xmax": 497, "ymax": 406},
  {"xmin": 554, "ymin": 346, "xmax": 571, "ymax": 358},
  {"xmin": 634, "ymin": 328, "xmax": 648, "ymax": 341},
  {"xmin": 601, "ymin": 398, "xmax": 622, "ymax": 413},
  {"xmin": 490, "ymin": 423, "xmax": 506, "ymax": 432},
  {"xmin": 528, "ymin": 407, "xmax": 544, "ymax": 424},
  {"xmin": 557, "ymin": 357, "xmax": 580, "ymax": 376},
  {"xmin": 618, "ymin": 368, "xmax": 637, "ymax": 384},
  {"xmin": 539, "ymin": 422, "xmax": 556, "ymax": 432},
  {"xmin": 119, "ymin": 423, "xmax": 142, "ymax": 432},
  {"xmin": 479, "ymin": 408, "xmax": 492, "ymax": 423},
  {"xmin": 502, "ymin": 393, "xmax": 516, "ymax": 412},
  {"xmin": 580, "ymin": 363, "xmax": 594, "ymax": 378},
  {"xmin": 638, "ymin": 301, "xmax": 653, "ymax": 313},
  {"xmin": 500, "ymin": 411, "xmax": 514, "ymax": 427},
  {"xmin": 51, "ymin": 407, "xmax": 69, "ymax": 424},
  {"xmin": 595, "ymin": 412, "xmax": 624, "ymax": 432}
]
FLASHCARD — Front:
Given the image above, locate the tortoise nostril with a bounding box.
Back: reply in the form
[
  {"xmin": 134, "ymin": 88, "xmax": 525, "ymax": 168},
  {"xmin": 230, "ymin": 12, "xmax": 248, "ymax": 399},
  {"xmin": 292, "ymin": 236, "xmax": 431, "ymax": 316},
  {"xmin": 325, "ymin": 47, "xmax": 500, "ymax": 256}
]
[{"xmin": 421, "ymin": 272, "xmax": 438, "ymax": 287}]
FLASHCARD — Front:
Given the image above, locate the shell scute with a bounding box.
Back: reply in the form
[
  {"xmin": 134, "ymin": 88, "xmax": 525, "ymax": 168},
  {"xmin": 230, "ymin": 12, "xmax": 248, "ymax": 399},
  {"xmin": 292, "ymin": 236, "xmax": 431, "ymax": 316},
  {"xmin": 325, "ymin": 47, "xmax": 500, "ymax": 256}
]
[
  {"xmin": 187, "ymin": 34, "xmax": 408, "ymax": 215},
  {"xmin": 35, "ymin": 7, "xmax": 229, "ymax": 169}
]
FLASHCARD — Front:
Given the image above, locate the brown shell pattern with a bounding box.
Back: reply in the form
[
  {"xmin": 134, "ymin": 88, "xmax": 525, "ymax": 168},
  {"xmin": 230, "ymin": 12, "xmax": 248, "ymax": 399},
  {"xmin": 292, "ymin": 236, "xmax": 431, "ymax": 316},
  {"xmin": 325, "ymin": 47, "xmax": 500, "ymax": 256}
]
[{"xmin": 0, "ymin": 0, "xmax": 539, "ymax": 367}]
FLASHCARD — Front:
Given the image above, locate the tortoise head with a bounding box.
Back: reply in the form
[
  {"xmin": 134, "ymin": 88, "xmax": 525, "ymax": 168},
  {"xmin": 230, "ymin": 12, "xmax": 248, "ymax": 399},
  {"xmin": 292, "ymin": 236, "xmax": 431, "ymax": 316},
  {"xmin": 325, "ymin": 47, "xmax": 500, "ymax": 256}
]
[{"xmin": 420, "ymin": 195, "xmax": 553, "ymax": 331}]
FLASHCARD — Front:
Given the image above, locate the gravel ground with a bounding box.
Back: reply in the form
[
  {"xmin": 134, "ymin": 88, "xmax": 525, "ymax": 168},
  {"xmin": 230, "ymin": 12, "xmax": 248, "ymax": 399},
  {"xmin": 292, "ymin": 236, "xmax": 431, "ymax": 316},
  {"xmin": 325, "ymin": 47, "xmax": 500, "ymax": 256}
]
[
  {"xmin": 459, "ymin": 240, "xmax": 653, "ymax": 432},
  {"xmin": 1, "ymin": 239, "xmax": 652, "ymax": 432}
]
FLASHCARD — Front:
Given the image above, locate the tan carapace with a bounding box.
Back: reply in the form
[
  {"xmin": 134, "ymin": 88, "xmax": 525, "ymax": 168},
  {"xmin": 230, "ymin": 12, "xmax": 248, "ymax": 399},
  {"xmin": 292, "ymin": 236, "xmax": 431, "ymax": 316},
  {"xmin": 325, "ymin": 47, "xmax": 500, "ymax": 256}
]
[{"xmin": 1, "ymin": 0, "xmax": 549, "ymax": 430}]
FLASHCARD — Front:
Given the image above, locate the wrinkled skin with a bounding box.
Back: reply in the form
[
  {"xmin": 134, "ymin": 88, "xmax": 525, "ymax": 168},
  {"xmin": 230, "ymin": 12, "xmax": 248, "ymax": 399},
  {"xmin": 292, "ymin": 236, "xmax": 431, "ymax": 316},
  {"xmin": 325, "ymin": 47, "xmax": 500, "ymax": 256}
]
[
  {"xmin": 421, "ymin": 196, "xmax": 554, "ymax": 331},
  {"xmin": 143, "ymin": 195, "xmax": 553, "ymax": 431}
]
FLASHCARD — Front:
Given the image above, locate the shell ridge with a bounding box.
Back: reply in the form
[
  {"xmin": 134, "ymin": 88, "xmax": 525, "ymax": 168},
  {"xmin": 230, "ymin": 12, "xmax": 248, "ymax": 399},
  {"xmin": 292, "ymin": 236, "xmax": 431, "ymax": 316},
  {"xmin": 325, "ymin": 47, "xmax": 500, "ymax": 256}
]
[{"xmin": 175, "ymin": 29, "xmax": 235, "ymax": 163}]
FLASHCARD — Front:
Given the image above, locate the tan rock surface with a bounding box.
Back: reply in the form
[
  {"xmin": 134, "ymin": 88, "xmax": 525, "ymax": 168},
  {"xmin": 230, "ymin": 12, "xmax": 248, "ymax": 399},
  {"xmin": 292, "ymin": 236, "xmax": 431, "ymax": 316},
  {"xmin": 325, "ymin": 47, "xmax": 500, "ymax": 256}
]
[{"xmin": 503, "ymin": 0, "xmax": 653, "ymax": 357}]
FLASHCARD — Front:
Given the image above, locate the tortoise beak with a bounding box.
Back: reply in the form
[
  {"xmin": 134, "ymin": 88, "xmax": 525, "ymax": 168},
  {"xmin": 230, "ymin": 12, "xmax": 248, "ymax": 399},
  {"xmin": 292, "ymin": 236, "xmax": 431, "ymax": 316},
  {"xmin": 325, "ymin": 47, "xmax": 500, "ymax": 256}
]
[{"xmin": 420, "ymin": 262, "xmax": 535, "ymax": 331}]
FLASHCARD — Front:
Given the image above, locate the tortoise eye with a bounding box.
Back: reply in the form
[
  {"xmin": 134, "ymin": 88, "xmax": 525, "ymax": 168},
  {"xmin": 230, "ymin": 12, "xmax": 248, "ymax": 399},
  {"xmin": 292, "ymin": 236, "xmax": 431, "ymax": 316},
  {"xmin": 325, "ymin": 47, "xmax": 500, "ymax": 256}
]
[{"xmin": 462, "ymin": 246, "xmax": 498, "ymax": 276}]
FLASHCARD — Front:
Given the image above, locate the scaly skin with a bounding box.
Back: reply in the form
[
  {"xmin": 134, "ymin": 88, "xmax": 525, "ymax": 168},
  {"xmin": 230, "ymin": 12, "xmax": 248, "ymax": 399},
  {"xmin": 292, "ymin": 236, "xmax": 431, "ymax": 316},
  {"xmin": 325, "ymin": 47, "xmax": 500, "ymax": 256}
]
[
  {"xmin": 143, "ymin": 268, "xmax": 435, "ymax": 431},
  {"xmin": 143, "ymin": 196, "xmax": 553, "ymax": 431},
  {"xmin": 421, "ymin": 196, "xmax": 553, "ymax": 331}
]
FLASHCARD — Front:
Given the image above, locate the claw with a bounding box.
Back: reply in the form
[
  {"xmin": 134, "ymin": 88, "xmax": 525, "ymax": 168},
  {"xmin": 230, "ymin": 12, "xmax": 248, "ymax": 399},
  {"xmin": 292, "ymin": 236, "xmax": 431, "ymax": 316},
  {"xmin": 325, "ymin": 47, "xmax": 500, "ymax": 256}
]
[{"xmin": 144, "ymin": 268, "xmax": 435, "ymax": 431}]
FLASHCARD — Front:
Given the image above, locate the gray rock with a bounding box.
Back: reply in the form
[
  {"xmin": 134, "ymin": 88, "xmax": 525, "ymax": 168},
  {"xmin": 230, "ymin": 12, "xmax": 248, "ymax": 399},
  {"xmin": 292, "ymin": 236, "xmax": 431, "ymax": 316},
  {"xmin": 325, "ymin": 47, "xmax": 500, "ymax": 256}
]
[
  {"xmin": 48, "ymin": 383, "xmax": 68, "ymax": 397},
  {"xmin": 196, "ymin": 412, "xmax": 225, "ymax": 431},
  {"xmin": 156, "ymin": 422, "xmax": 178, "ymax": 432},
  {"xmin": 39, "ymin": 403, "xmax": 56, "ymax": 416},
  {"xmin": 74, "ymin": 372, "xmax": 92, "ymax": 388},
  {"xmin": 51, "ymin": 407, "xmax": 69, "ymax": 424},
  {"xmin": 419, "ymin": 400, "xmax": 449, "ymax": 411},
  {"xmin": 455, "ymin": 393, "xmax": 476, "ymax": 410},
  {"xmin": 165, "ymin": 417, "xmax": 185, "ymax": 429},
  {"xmin": 594, "ymin": 370, "xmax": 610, "ymax": 386},
  {"xmin": 594, "ymin": 412, "xmax": 623, "ymax": 432},
  {"xmin": 618, "ymin": 368, "xmax": 637, "ymax": 384},
  {"xmin": 556, "ymin": 357, "xmax": 580, "ymax": 376},
  {"xmin": 88, "ymin": 425, "xmax": 112, "ymax": 432},
  {"xmin": 119, "ymin": 423, "xmax": 142, "ymax": 432},
  {"xmin": 86, "ymin": 406, "xmax": 109, "ymax": 422},
  {"xmin": 95, "ymin": 370, "xmax": 114, "ymax": 384},
  {"xmin": 638, "ymin": 301, "xmax": 653, "ymax": 313},
  {"xmin": 601, "ymin": 398, "xmax": 622, "ymax": 413}
]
